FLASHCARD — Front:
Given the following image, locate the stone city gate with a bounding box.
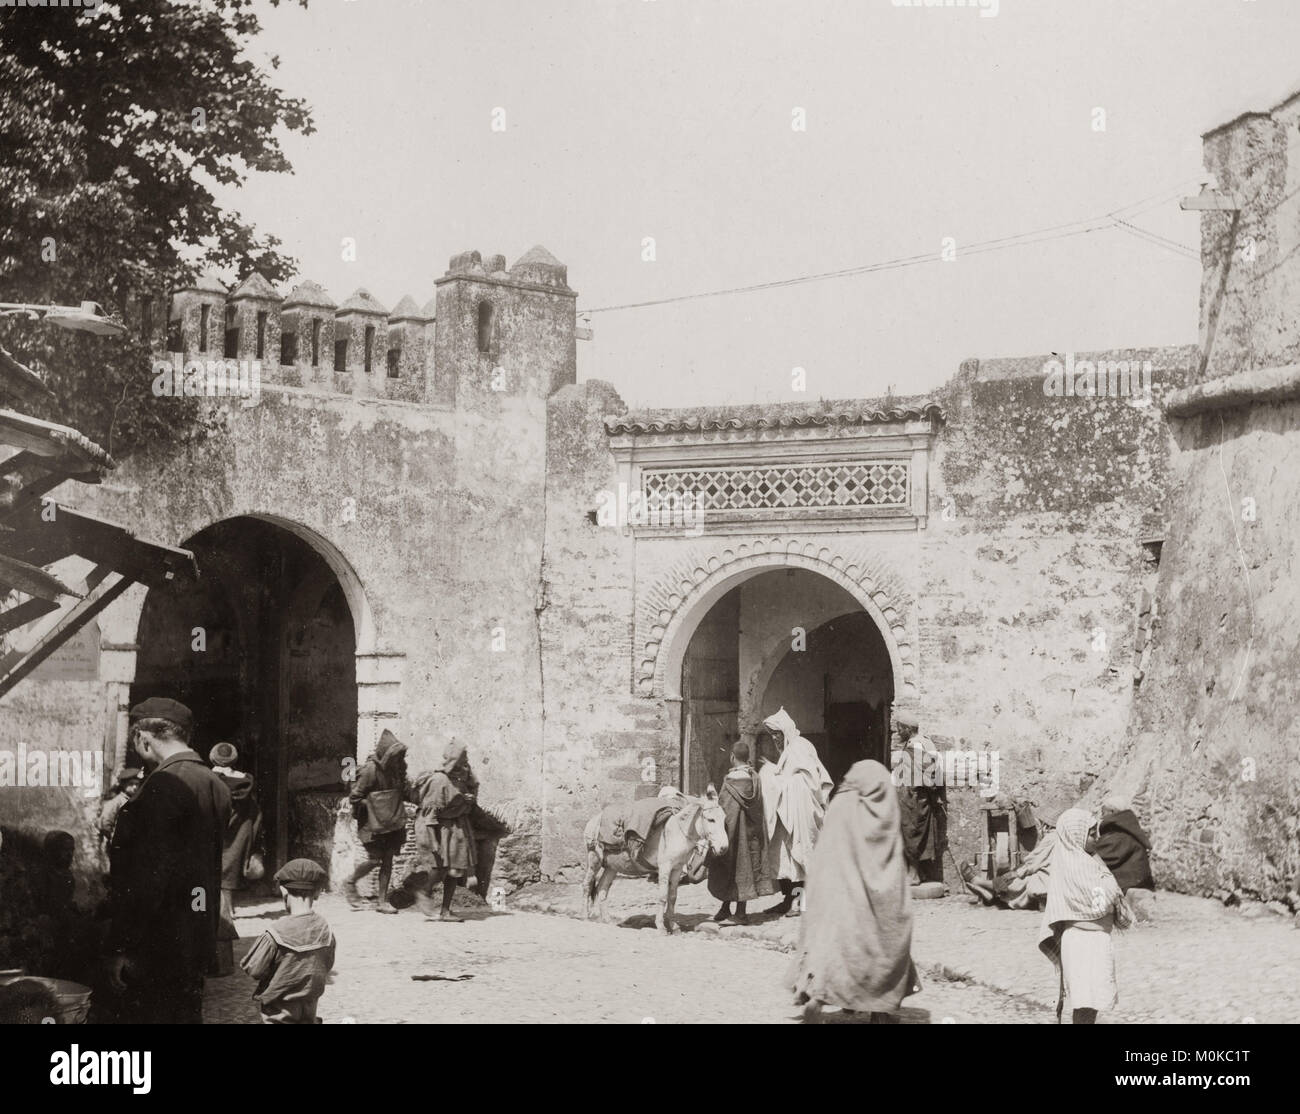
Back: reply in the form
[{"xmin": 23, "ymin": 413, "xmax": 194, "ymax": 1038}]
[
  {"xmin": 638, "ymin": 539, "xmax": 918, "ymax": 793},
  {"xmin": 604, "ymin": 403, "xmax": 941, "ymax": 795},
  {"xmin": 101, "ymin": 513, "xmax": 403, "ymax": 871}
]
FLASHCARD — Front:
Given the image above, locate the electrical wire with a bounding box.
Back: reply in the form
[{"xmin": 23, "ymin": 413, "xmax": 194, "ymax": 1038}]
[
  {"xmin": 582, "ymin": 175, "xmax": 1210, "ymax": 315},
  {"xmin": 1111, "ymin": 219, "xmax": 1200, "ymax": 260},
  {"xmin": 584, "ymin": 221, "xmax": 1111, "ymax": 314}
]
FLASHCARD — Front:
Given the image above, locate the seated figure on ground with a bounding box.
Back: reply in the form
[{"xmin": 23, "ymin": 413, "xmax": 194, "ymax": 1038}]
[
  {"xmin": 964, "ymin": 808, "xmax": 1057, "ymax": 911},
  {"xmin": 1089, "ymin": 794, "xmax": 1156, "ymax": 922}
]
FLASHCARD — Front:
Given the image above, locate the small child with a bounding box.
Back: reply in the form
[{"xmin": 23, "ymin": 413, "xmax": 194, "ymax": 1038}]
[
  {"xmin": 97, "ymin": 766, "xmax": 144, "ymax": 850},
  {"xmin": 239, "ymin": 859, "xmax": 335, "ymax": 1024},
  {"xmin": 1037, "ymin": 808, "xmax": 1132, "ymax": 1024}
]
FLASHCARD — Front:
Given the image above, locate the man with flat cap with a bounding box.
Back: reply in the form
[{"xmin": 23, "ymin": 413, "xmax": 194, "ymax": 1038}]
[{"xmin": 106, "ymin": 697, "xmax": 231, "ymax": 1023}]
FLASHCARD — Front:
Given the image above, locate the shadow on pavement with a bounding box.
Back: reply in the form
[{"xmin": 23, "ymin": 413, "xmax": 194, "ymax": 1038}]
[
  {"xmin": 617, "ymin": 912, "xmax": 713, "ymax": 932},
  {"xmin": 805, "ymin": 1004, "xmax": 933, "ymax": 1024}
]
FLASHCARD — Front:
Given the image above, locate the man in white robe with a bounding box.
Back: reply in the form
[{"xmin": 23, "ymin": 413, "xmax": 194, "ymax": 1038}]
[{"xmin": 758, "ymin": 707, "xmax": 833, "ymax": 916}]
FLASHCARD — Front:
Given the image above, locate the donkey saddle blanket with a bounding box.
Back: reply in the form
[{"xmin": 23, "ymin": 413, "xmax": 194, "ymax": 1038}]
[{"xmin": 595, "ymin": 797, "xmax": 683, "ymax": 871}]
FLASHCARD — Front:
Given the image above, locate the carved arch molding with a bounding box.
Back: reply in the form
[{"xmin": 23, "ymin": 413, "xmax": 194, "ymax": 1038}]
[{"xmin": 636, "ymin": 535, "xmax": 918, "ymax": 702}]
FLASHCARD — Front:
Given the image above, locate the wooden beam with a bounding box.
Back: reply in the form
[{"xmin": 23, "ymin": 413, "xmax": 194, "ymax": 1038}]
[
  {"xmin": 0, "ymin": 465, "xmax": 98, "ymax": 526},
  {"xmin": 0, "ymin": 551, "xmax": 81, "ymax": 601},
  {"xmin": 0, "ymin": 568, "xmax": 132, "ymax": 698},
  {"xmin": 1180, "ymin": 189, "xmax": 1241, "ymax": 212},
  {"xmin": 0, "ymin": 408, "xmax": 114, "ymax": 471},
  {"xmin": 0, "ymin": 596, "xmax": 58, "ymax": 635}
]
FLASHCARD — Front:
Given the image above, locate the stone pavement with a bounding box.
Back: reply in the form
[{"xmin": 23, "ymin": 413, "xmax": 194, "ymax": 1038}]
[
  {"xmin": 201, "ymin": 890, "xmax": 1049, "ymax": 1024},
  {"xmin": 200, "ymin": 882, "xmax": 1296, "ymax": 1024},
  {"xmin": 510, "ymin": 879, "xmax": 1300, "ymax": 1024}
]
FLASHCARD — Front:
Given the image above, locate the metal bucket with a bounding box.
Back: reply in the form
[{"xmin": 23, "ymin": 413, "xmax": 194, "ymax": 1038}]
[{"xmin": 0, "ymin": 975, "xmax": 93, "ymax": 1024}]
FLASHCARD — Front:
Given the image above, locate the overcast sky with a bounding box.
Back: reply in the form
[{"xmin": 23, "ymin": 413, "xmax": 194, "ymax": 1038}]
[{"xmin": 217, "ymin": 0, "xmax": 1300, "ymax": 409}]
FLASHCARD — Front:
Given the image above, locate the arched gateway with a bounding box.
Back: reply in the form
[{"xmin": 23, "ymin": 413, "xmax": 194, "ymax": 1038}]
[
  {"xmin": 129, "ymin": 515, "xmax": 372, "ymax": 872},
  {"xmin": 605, "ymin": 400, "xmax": 941, "ymax": 809},
  {"xmin": 635, "ymin": 541, "xmax": 917, "ymax": 796}
]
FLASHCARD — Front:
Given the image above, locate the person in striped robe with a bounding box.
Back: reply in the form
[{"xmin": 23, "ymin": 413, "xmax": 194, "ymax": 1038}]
[{"xmin": 1037, "ymin": 808, "xmax": 1133, "ymax": 1024}]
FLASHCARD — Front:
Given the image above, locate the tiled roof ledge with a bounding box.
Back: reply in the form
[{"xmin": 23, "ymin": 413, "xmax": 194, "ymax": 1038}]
[{"xmin": 605, "ymin": 401, "xmax": 944, "ymax": 436}]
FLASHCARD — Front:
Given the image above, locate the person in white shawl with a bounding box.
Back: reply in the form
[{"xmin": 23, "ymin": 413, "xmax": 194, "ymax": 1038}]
[{"xmin": 759, "ymin": 707, "xmax": 833, "ymax": 917}]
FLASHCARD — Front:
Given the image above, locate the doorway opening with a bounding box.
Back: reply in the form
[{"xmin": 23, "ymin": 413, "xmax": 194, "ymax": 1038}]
[
  {"xmin": 679, "ymin": 567, "xmax": 895, "ymax": 793},
  {"xmin": 131, "ymin": 516, "xmax": 359, "ymax": 874}
]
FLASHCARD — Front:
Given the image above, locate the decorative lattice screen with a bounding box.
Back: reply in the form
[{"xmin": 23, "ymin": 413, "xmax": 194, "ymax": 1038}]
[{"xmin": 642, "ymin": 460, "xmax": 910, "ymax": 514}]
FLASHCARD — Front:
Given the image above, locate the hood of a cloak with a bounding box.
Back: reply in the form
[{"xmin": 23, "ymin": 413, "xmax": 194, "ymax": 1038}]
[
  {"xmin": 440, "ymin": 740, "xmax": 468, "ymax": 774},
  {"xmin": 1099, "ymin": 809, "xmax": 1151, "ymax": 849},
  {"xmin": 763, "ymin": 707, "xmax": 798, "ymax": 739},
  {"xmin": 374, "ymin": 729, "xmax": 407, "ymax": 770}
]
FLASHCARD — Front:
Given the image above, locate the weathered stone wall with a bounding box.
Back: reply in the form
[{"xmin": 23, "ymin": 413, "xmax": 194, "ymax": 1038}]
[
  {"xmin": 1109, "ymin": 93, "xmax": 1300, "ymax": 903},
  {"xmin": 1197, "ymin": 96, "xmax": 1300, "ymax": 380},
  {"xmin": 539, "ymin": 379, "xmax": 658, "ymax": 879},
  {"xmin": 0, "ymin": 681, "xmax": 110, "ymax": 905},
  {"xmin": 536, "ymin": 344, "xmax": 1193, "ymax": 877},
  {"xmin": 0, "ymin": 247, "xmax": 571, "ymax": 893},
  {"xmin": 1112, "ymin": 399, "xmax": 1300, "ymax": 900},
  {"xmin": 925, "ymin": 347, "xmax": 1195, "ymax": 863}
]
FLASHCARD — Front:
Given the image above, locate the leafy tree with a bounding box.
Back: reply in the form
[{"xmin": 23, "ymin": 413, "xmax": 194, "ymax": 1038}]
[{"xmin": 0, "ymin": 1, "xmax": 313, "ymax": 457}]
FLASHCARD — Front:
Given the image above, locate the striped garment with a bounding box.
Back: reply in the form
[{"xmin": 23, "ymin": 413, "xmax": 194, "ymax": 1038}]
[{"xmin": 1037, "ymin": 808, "xmax": 1129, "ymax": 966}]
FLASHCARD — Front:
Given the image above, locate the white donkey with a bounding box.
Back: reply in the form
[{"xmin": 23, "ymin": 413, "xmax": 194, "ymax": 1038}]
[{"xmin": 583, "ymin": 787, "xmax": 729, "ymax": 935}]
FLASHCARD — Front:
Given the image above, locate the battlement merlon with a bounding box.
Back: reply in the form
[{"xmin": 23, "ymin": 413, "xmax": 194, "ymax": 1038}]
[
  {"xmin": 433, "ymin": 246, "xmax": 578, "ymax": 402},
  {"xmin": 436, "ymin": 245, "xmax": 578, "ymax": 297},
  {"xmin": 145, "ymin": 243, "xmax": 577, "ymax": 405}
]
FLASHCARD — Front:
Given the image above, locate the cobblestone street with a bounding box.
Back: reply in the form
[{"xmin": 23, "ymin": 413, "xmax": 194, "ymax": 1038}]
[
  {"xmin": 183, "ymin": 865, "xmax": 1300, "ymax": 1024},
  {"xmin": 513, "ymin": 880, "xmax": 1300, "ymax": 1024},
  {"xmin": 203, "ymin": 890, "xmax": 1052, "ymax": 1024},
  {"xmin": 203, "ymin": 858, "xmax": 1300, "ymax": 1026}
]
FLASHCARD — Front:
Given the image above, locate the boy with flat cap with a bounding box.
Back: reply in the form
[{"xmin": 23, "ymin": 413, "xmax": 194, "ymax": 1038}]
[
  {"xmin": 240, "ymin": 858, "xmax": 335, "ymax": 1024},
  {"xmin": 107, "ymin": 697, "xmax": 231, "ymax": 1023},
  {"xmin": 97, "ymin": 764, "xmax": 144, "ymax": 850}
]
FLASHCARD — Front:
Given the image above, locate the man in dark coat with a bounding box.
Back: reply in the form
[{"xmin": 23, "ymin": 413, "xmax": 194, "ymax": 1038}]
[
  {"xmin": 1092, "ymin": 794, "xmax": 1156, "ymax": 920},
  {"xmin": 107, "ymin": 698, "xmax": 231, "ymax": 1023},
  {"xmin": 890, "ymin": 710, "xmax": 947, "ymax": 885}
]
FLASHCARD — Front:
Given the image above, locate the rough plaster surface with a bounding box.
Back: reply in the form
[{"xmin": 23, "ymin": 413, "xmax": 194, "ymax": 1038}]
[
  {"xmin": 1113, "ymin": 401, "xmax": 1300, "ymax": 900},
  {"xmin": 1106, "ymin": 101, "xmax": 1300, "ymax": 902}
]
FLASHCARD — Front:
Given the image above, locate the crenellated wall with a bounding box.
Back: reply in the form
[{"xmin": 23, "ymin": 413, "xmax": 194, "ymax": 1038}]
[
  {"xmin": 166, "ymin": 272, "xmax": 437, "ymax": 403},
  {"xmin": 1, "ymin": 245, "xmax": 578, "ymax": 894}
]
